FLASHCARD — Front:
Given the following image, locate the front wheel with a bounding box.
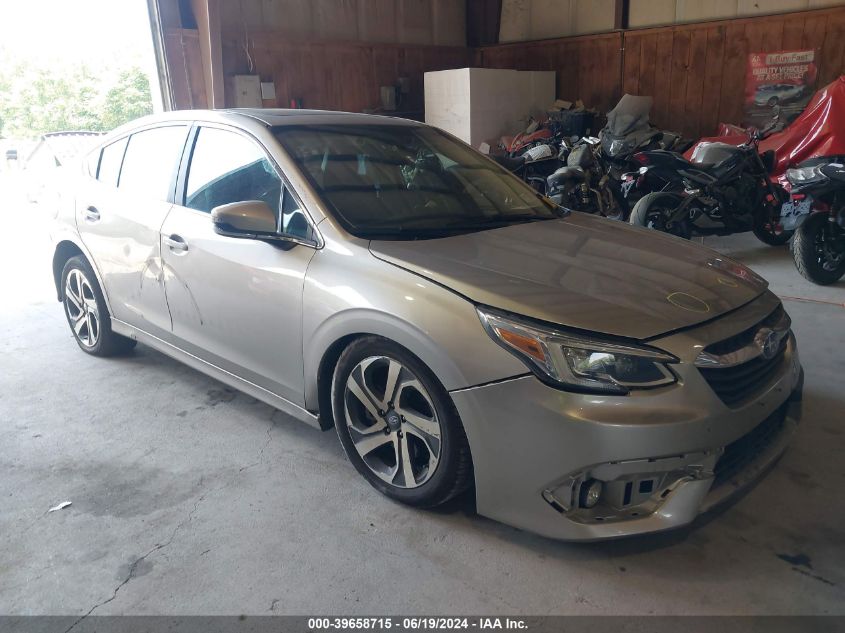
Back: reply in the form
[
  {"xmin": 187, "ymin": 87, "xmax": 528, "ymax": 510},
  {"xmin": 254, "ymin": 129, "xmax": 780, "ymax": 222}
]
[
  {"xmin": 629, "ymin": 192, "xmax": 692, "ymax": 239},
  {"xmin": 792, "ymin": 213, "xmax": 845, "ymax": 285},
  {"xmin": 331, "ymin": 337, "xmax": 473, "ymax": 507}
]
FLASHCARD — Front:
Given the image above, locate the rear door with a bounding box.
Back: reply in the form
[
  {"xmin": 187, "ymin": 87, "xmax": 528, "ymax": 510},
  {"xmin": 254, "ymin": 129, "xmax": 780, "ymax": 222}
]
[
  {"xmin": 160, "ymin": 124, "xmax": 319, "ymax": 404},
  {"xmin": 77, "ymin": 124, "xmax": 189, "ymax": 338}
]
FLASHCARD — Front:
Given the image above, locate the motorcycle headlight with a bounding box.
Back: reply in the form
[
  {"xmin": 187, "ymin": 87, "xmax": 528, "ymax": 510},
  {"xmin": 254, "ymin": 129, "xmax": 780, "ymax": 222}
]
[
  {"xmin": 477, "ymin": 308, "xmax": 678, "ymax": 394},
  {"xmin": 607, "ymin": 139, "xmax": 633, "ymax": 157},
  {"xmin": 786, "ymin": 165, "xmax": 826, "ymax": 185}
]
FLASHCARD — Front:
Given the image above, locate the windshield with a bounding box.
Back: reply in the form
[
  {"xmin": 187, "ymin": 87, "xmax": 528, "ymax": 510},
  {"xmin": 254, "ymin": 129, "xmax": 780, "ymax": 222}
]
[
  {"xmin": 274, "ymin": 124, "xmax": 561, "ymax": 239},
  {"xmin": 605, "ymin": 94, "xmax": 653, "ymax": 137}
]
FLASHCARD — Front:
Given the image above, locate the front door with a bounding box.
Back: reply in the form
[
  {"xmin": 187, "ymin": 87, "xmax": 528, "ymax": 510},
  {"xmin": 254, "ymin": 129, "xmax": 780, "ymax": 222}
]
[{"xmin": 160, "ymin": 125, "xmax": 318, "ymax": 405}]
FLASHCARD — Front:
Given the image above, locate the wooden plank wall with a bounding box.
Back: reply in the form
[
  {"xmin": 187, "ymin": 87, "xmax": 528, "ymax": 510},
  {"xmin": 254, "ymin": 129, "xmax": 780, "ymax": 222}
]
[
  {"xmin": 220, "ymin": 31, "xmax": 471, "ymax": 113},
  {"xmin": 476, "ymin": 6, "xmax": 845, "ymax": 139},
  {"xmin": 475, "ymin": 32, "xmax": 623, "ymax": 115},
  {"xmin": 165, "ymin": 5, "xmax": 845, "ymax": 136},
  {"xmin": 623, "ymin": 8, "xmax": 845, "ymax": 139},
  {"xmin": 164, "ymin": 28, "xmax": 208, "ymax": 110}
]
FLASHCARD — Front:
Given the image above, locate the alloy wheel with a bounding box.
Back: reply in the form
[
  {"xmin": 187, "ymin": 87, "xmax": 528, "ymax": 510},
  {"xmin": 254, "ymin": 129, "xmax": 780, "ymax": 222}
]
[
  {"xmin": 343, "ymin": 356, "xmax": 442, "ymax": 489},
  {"xmin": 64, "ymin": 269, "xmax": 100, "ymax": 348}
]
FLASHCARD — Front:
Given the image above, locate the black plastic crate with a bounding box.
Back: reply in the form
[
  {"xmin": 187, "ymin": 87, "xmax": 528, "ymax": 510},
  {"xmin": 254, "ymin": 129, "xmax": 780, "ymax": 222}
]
[{"xmin": 548, "ymin": 110, "xmax": 596, "ymax": 137}]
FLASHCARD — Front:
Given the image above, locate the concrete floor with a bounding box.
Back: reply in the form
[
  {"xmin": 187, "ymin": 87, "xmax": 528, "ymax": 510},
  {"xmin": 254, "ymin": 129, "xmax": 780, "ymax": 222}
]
[{"xmin": 1, "ymin": 172, "xmax": 843, "ymax": 616}]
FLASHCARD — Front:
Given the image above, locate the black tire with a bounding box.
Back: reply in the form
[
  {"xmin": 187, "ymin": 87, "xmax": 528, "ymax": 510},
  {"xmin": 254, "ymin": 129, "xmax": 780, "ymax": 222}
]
[
  {"xmin": 61, "ymin": 256, "xmax": 137, "ymax": 356},
  {"xmin": 331, "ymin": 336, "xmax": 472, "ymax": 507},
  {"xmin": 792, "ymin": 213, "xmax": 845, "ymax": 285},
  {"xmin": 767, "ymin": 96, "xmax": 779, "ymax": 107},
  {"xmin": 753, "ymin": 223, "xmax": 793, "ymax": 246},
  {"xmin": 602, "ymin": 181, "xmax": 629, "ymax": 221},
  {"xmin": 629, "ymin": 192, "xmax": 692, "ymax": 239}
]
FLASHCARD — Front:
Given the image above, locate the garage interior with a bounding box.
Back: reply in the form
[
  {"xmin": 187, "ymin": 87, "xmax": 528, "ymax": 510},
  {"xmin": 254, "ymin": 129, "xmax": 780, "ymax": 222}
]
[{"xmin": 2, "ymin": 0, "xmax": 844, "ymax": 620}]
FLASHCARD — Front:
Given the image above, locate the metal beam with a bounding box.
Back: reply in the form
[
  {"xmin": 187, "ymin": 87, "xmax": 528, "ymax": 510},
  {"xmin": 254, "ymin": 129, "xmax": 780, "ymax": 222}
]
[
  {"xmin": 145, "ymin": 0, "xmax": 175, "ymax": 111},
  {"xmin": 614, "ymin": 0, "xmax": 630, "ymax": 30}
]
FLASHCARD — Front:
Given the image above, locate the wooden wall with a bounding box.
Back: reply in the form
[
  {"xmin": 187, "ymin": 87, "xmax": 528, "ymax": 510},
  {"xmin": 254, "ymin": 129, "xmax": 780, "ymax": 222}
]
[
  {"xmin": 164, "ymin": 28, "xmax": 208, "ymax": 110},
  {"xmin": 221, "ymin": 31, "xmax": 472, "ymax": 113},
  {"xmin": 475, "ymin": 31, "xmax": 622, "ymax": 115},
  {"xmin": 476, "ymin": 6, "xmax": 845, "ymax": 139},
  {"xmin": 216, "ymin": 0, "xmax": 465, "ymax": 46},
  {"xmin": 162, "ymin": 3, "xmax": 845, "ymax": 140},
  {"xmin": 623, "ymin": 7, "xmax": 845, "ymax": 139}
]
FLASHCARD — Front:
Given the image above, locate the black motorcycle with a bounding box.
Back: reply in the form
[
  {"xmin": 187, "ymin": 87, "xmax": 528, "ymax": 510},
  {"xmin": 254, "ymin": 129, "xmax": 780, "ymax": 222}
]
[
  {"xmin": 546, "ymin": 137, "xmax": 627, "ymax": 220},
  {"xmin": 491, "ymin": 143, "xmax": 563, "ymax": 195},
  {"xmin": 600, "ymin": 94, "xmax": 691, "ymax": 207},
  {"xmin": 628, "ymin": 125, "xmax": 790, "ymax": 245},
  {"xmin": 784, "ymin": 161, "xmax": 845, "ymax": 284}
]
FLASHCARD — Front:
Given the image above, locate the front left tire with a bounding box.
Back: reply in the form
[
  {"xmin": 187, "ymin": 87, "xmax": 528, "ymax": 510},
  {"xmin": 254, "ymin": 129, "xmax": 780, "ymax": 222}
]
[
  {"xmin": 61, "ymin": 256, "xmax": 136, "ymax": 356},
  {"xmin": 331, "ymin": 336, "xmax": 472, "ymax": 507}
]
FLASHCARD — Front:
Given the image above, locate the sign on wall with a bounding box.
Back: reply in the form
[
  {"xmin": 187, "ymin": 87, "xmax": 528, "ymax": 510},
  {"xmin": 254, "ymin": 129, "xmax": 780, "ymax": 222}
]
[{"xmin": 745, "ymin": 49, "xmax": 818, "ymax": 129}]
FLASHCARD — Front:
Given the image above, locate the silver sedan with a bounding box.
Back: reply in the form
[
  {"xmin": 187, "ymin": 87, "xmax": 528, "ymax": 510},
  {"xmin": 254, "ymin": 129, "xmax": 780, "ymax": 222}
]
[{"xmin": 50, "ymin": 110, "xmax": 803, "ymax": 540}]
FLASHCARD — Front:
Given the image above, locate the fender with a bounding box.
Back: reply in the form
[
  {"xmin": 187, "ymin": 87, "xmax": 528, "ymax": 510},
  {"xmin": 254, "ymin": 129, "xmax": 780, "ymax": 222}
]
[
  {"xmin": 50, "ymin": 229, "xmax": 114, "ymax": 315},
  {"xmin": 302, "ymin": 301, "xmax": 521, "ymax": 414}
]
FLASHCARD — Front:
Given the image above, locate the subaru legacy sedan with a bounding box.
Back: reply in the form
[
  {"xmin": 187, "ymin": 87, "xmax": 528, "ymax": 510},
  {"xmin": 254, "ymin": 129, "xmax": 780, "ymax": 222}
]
[{"xmin": 50, "ymin": 110, "xmax": 803, "ymax": 540}]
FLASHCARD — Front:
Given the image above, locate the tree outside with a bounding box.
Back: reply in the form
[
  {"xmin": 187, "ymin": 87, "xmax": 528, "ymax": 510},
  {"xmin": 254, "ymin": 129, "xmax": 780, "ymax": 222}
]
[{"xmin": 0, "ymin": 54, "xmax": 154, "ymax": 139}]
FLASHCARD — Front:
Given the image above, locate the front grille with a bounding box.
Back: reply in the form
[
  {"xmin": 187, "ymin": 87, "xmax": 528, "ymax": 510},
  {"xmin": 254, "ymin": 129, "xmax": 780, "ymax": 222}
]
[
  {"xmin": 699, "ymin": 340, "xmax": 787, "ymax": 406},
  {"xmin": 705, "ymin": 304, "xmax": 785, "ymax": 357},
  {"xmin": 713, "ymin": 404, "xmax": 787, "ymax": 487},
  {"xmin": 698, "ymin": 305, "xmax": 789, "ymax": 407}
]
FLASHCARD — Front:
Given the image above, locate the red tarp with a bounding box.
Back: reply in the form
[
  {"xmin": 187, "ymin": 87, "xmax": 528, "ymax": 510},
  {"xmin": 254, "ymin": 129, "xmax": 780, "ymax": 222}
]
[{"xmin": 686, "ymin": 76, "xmax": 845, "ymax": 177}]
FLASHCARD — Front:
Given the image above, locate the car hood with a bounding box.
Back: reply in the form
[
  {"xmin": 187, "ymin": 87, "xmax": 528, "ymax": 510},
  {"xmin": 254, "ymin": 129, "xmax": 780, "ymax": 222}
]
[{"xmin": 369, "ymin": 214, "xmax": 768, "ymax": 340}]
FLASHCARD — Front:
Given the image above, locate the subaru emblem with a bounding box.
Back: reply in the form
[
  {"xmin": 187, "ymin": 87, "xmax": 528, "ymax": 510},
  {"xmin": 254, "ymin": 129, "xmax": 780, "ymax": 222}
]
[{"xmin": 755, "ymin": 328, "xmax": 780, "ymax": 360}]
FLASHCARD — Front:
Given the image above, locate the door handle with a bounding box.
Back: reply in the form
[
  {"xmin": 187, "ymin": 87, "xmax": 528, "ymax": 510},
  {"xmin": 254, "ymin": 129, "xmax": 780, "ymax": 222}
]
[
  {"xmin": 83, "ymin": 206, "xmax": 100, "ymax": 222},
  {"xmin": 163, "ymin": 234, "xmax": 189, "ymax": 253}
]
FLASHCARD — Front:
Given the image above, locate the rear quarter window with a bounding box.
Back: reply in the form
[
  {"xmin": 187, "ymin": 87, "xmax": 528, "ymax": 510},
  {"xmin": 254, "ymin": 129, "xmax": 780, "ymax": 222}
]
[{"xmin": 96, "ymin": 137, "xmax": 128, "ymax": 187}]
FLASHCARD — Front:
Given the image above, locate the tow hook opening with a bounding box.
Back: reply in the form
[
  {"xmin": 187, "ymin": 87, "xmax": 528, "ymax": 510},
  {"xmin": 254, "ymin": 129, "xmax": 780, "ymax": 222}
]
[{"xmin": 542, "ymin": 451, "xmax": 719, "ymax": 524}]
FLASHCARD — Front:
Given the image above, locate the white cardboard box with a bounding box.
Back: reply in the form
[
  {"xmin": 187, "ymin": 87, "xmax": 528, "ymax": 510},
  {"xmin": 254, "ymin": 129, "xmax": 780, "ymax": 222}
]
[{"xmin": 424, "ymin": 68, "xmax": 556, "ymax": 148}]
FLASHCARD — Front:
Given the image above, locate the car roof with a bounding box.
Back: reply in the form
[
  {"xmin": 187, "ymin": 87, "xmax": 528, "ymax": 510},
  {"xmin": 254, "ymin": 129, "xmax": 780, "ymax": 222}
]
[
  {"xmin": 96, "ymin": 108, "xmax": 425, "ymax": 151},
  {"xmin": 127, "ymin": 108, "xmax": 422, "ymax": 129}
]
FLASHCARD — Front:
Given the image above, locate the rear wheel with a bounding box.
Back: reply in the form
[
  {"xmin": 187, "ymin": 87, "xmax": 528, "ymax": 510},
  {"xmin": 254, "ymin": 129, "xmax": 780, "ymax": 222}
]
[
  {"xmin": 753, "ymin": 221, "xmax": 793, "ymax": 246},
  {"xmin": 792, "ymin": 213, "xmax": 845, "ymax": 285},
  {"xmin": 629, "ymin": 192, "xmax": 692, "ymax": 239},
  {"xmin": 332, "ymin": 336, "xmax": 472, "ymax": 507},
  {"xmin": 61, "ymin": 256, "xmax": 136, "ymax": 356}
]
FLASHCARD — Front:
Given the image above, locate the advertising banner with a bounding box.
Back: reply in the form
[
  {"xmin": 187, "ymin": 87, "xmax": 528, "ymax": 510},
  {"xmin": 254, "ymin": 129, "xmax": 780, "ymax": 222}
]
[{"xmin": 745, "ymin": 49, "xmax": 817, "ymax": 128}]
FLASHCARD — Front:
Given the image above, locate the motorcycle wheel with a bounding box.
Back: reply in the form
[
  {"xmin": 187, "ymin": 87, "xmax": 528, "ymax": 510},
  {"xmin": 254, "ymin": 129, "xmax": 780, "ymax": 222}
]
[
  {"xmin": 629, "ymin": 192, "xmax": 692, "ymax": 239},
  {"xmin": 603, "ymin": 183, "xmax": 629, "ymax": 221},
  {"xmin": 791, "ymin": 213, "xmax": 845, "ymax": 285},
  {"xmin": 752, "ymin": 223, "xmax": 793, "ymax": 246}
]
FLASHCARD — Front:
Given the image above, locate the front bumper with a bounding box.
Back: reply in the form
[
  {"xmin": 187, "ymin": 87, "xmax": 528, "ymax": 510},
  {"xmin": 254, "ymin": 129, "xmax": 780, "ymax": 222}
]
[{"xmin": 450, "ymin": 302, "xmax": 803, "ymax": 541}]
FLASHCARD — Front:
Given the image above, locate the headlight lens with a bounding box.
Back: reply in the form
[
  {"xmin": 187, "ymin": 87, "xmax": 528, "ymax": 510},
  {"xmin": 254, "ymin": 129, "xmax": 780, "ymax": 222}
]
[
  {"xmin": 786, "ymin": 165, "xmax": 826, "ymax": 185},
  {"xmin": 607, "ymin": 139, "xmax": 633, "ymax": 156},
  {"xmin": 477, "ymin": 308, "xmax": 678, "ymax": 394}
]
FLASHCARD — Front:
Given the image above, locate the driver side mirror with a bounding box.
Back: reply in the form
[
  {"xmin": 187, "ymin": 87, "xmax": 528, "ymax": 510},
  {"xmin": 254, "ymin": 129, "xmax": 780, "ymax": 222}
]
[{"xmin": 211, "ymin": 200, "xmax": 277, "ymax": 239}]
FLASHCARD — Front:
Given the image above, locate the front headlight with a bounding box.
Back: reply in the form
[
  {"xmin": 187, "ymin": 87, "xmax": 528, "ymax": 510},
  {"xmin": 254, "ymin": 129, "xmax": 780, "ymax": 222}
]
[
  {"xmin": 786, "ymin": 165, "xmax": 826, "ymax": 186},
  {"xmin": 478, "ymin": 307, "xmax": 677, "ymax": 394}
]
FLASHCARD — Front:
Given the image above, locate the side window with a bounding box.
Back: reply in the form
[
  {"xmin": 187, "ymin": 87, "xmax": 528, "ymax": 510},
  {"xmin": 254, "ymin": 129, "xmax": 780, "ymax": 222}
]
[
  {"xmin": 97, "ymin": 137, "xmax": 128, "ymax": 187},
  {"xmin": 85, "ymin": 149, "xmax": 101, "ymax": 178},
  {"xmin": 281, "ymin": 188, "xmax": 310, "ymax": 240},
  {"xmin": 185, "ymin": 127, "xmax": 282, "ymax": 223},
  {"xmin": 118, "ymin": 126, "xmax": 188, "ymax": 202}
]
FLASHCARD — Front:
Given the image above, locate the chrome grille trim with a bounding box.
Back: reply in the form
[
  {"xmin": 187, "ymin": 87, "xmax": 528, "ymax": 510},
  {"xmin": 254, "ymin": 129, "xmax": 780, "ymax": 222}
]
[{"xmin": 694, "ymin": 304, "xmax": 791, "ymax": 368}]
